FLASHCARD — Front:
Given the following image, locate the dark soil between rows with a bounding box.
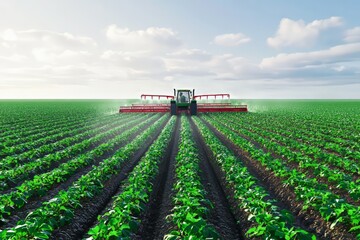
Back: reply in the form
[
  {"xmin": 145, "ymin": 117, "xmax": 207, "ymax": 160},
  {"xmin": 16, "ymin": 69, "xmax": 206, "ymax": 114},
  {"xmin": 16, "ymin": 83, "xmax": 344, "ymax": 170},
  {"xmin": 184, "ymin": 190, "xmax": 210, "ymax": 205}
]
[
  {"xmin": 1, "ymin": 114, "xmax": 141, "ymax": 194},
  {"xmin": 0, "ymin": 115, "xmax": 89, "ymax": 140},
  {"xmin": 201, "ymin": 115, "xmax": 356, "ymax": 240},
  {"xmin": 1, "ymin": 115, "xmax": 160, "ymax": 230},
  {"xmin": 189, "ymin": 116, "xmax": 243, "ymax": 240},
  {"xmin": 233, "ymin": 119, "xmax": 360, "ymax": 198},
  {"xmin": 135, "ymin": 115, "xmax": 244, "ymax": 240},
  {"xmin": 1, "ymin": 115, "xmax": 93, "ymax": 153},
  {"xmin": 133, "ymin": 116, "xmax": 180, "ymax": 240},
  {"xmin": 50, "ymin": 116, "xmax": 170, "ymax": 239}
]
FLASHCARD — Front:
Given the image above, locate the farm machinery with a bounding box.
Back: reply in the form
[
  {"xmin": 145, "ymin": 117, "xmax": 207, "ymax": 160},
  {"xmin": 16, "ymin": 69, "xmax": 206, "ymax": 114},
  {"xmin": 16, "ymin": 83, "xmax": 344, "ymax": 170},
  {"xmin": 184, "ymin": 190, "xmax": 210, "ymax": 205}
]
[{"xmin": 119, "ymin": 89, "xmax": 248, "ymax": 115}]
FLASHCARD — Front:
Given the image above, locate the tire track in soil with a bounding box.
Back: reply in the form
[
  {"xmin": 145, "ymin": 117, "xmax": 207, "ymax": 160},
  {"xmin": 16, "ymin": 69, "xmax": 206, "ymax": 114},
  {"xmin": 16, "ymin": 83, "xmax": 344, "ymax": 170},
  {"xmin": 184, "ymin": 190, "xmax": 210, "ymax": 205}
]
[
  {"xmin": 1, "ymin": 115, "xmax": 161, "ymax": 230},
  {"xmin": 134, "ymin": 116, "xmax": 180, "ymax": 240},
  {"xmin": 189, "ymin": 116, "xmax": 243, "ymax": 240},
  {"xmin": 50, "ymin": 116, "xmax": 170, "ymax": 240},
  {"xmin": 201, "ymin": 116, "xmax": 356, "ymax": 240}
]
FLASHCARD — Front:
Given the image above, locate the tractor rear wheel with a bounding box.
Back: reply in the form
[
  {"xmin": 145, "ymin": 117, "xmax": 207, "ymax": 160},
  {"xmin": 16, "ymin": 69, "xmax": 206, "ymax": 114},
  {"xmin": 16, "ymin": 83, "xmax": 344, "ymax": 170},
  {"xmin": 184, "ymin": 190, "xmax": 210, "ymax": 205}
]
[
  {"xmin": 170, "ymin": 101, "xmax": 177, "ymax": 115},
  {"xmin": 190, "ymin": 100, "xmax": 197, "ymax": 115}
]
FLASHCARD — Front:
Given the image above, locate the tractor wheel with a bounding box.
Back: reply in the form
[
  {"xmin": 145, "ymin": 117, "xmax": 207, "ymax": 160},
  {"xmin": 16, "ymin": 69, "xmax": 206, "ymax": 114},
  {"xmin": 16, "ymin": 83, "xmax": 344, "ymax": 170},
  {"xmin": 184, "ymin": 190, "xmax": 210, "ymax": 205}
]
[
  {"xmin": 190, "ymin": 100, "xmax": 197, "ymax": 115},
  {"xmin": 171, "ymin": 101, "xmax": 177, "ymax": 115}
]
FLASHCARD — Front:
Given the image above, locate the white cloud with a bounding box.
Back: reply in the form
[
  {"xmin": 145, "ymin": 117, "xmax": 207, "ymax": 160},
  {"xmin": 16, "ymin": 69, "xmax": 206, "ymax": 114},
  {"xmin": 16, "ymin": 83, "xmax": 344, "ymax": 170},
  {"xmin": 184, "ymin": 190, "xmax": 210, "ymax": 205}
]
[
  {"xmin": 0, "ymin": 25, "xmax": 359, "ymax": 99},
  {"xmin": 100, "ymin": 50, "xmax": 166, "ymax": 77},
  {"xmin": 0, "ymin": 28, "xmax": 98, "ymax": 66},
  {"xmin": 2, "ymin": 29, "xmax": 18, "ymax": 41},
  {"xmin": 344, "ymin": 27, "xmax": 360, "ymax": 42},
  {"xmin": 106, "ymin": 25, "xmax": 181, "ymax": 51},
  {"xmin": 260, "ymin": 43, "xmax": 360, "ymax": 69},
  {"xmin": 167, "ymin": 48, "xmax": 211, "ymax": 61},
  {"xmin": 268, "ymin": 16, "xmax": 343, "ymax": 48},
  {"xmin": 31, "ymin": 48, "xmax": 94, "ymax": 64},
  {"xmin": 213, "ymin": 33, "xmax": 251, "ymax": 47},
  {"xmin": 0, "ymin": 54, "xmax": 28, "ymax": 64},
  {"xmin": 0, "ymin": 29, "xmax": 97, "ymax": 49}
]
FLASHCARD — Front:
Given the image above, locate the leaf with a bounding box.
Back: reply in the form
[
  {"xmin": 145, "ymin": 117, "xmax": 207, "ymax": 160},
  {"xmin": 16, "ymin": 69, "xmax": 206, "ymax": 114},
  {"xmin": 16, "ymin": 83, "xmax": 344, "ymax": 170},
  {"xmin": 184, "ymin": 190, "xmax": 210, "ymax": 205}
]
[
  {"xmin": 129, "ymin": 219, "xmax": 139, "ymax": 232},
  {"xmin": 246, "ymin": 226, "xmax": 258, "ymax": 236},
  {"xmin": 88, "ymin": 225, "xmax": 100, "ymax": 236},
  {"xmin": 164, "ymin": 231, "xmax": 180, "ymax": 240},
  {"xmin": 247, "ymin": 214, "xmax": 255, "ymax": 221},
  {"xmin": 185, "ymin": 212, "xmax": 200, "ymax": 223},
  {"xmin": 330, "ymin": 217, "xmax": 343, "ymax": 229},
  {"xmin": 349, "ymin": 225, "xmax": 360, "ymax": 232},
  {"xmin": 33, "ymin": 231, "xmax": 50, "ymax": 239}
]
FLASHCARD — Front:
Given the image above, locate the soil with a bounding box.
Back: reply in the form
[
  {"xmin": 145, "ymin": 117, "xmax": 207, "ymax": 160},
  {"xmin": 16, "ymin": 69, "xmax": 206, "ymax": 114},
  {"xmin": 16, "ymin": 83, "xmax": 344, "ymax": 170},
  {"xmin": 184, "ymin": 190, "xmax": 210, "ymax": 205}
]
[
  {"xmin": 200, "ymin": 115, "xmax": 356, "ymax": 240},
  {"xmin": 134, "ymin": 116, "xmax": 180, "ymax": 240},
  {"xmin": 135, "ymin": 115, "xmax": 243, "ymax": 240},
  {"xmin": 1, "ymin": 116, "xmax": 159, "ymax": 229},
  {"xmin": 0, "ymin": 115, "xmax": 142, "ymax": 194},
  {"xmin": 189, "ymin": 116, "xmax": 243, "ymax": 239},
  {"xmin": 238, "ymin": 119, "xmax": 360, "ymax": 182},
  {"xmin": 50, "ymin": 116, "xmax": 169, "ymax": 239},
  {"xmin": 2, "ymin": 113, "xmax": 358, "ymax": 240},
  {"xmin": 231, "ymin": 120, "xmax": 360, "ymax": 205}
]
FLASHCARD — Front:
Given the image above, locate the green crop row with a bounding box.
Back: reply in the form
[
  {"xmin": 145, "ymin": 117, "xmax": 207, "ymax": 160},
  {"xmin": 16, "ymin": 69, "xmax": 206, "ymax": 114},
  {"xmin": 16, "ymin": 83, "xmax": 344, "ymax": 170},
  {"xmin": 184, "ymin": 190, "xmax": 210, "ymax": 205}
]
[
  {"xmin": 0, "ymin": 114, "xmax": 160, "ymax": 221},
  {"xmin": 0, "ymin": 114, "xmax": 142, "ymax": 172},
  {"xmin": 0, "ymin": 113, "xmax": 106, "ymax": 151},
  {"xmin": 0, "ymin": 114, "xmax": 126, "ymax": 157},
  {"xmin": 0, "ymin": 114, "xmax": 141, "ymax": 170},
  {"xmin": 0, "ymin": 115, "xmax": 77, "ymax": 138},
  {"xmin": 247, "ymin": 115, "xmax": 359, "ymax": 166},
  {"xmin": 249, "ymin": 104, "xmax": 360, "ymax": 135},
  {"xmin": 194, "ymin": 116, "xmax": 314, "ymax": 240},
  {"xmin": 235, "ymin": 112, "xmax": 359, "ymax": 150},
  {"xmin": 164, "ymin": 116, "xmax": 219, "ymax": 240},
  {"xmin": 202, "ymin": 115, "xmax": 360, "ymax": 237},
  {"xmin": 0, "ymin": 114, "xmax": 168, "ymax": 239},
  {"xmin": 213, "ymin": 114, "xmax": 360, "ymax": 201},
  {"xmin": 0, "ymin": 114, "xmax": 149, "ymax": 190},
  {"xmin": 87, "ymin": 116, "xmax": 176, "ymax": 239},
  {"xmin": 230, "ymin": 112, "xmax": 359, "ymax": 160},
  {"xmin": 0, "ymin": 110, "xmax": 95, "ymax": 140}
]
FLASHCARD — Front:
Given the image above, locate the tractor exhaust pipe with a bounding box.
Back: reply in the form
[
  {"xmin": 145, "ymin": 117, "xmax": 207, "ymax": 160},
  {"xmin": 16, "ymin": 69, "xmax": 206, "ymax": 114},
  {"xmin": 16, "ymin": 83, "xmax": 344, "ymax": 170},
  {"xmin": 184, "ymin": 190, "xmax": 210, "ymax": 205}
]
[
  {"xmin": 193, "ymin": 89, "xmax": 195, "ymax": 99},
  {"xmin": 174, "ymin": 88, "xmax": 176, "ymax": 97}
]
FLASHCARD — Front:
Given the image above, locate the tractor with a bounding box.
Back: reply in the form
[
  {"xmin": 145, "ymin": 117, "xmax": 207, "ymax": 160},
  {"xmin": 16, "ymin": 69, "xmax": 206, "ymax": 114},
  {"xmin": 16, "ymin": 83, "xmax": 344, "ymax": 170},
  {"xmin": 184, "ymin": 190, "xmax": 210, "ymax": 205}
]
[{"xmin": 119, "ymin": 89, "xmax": 247, "ymax": 115}]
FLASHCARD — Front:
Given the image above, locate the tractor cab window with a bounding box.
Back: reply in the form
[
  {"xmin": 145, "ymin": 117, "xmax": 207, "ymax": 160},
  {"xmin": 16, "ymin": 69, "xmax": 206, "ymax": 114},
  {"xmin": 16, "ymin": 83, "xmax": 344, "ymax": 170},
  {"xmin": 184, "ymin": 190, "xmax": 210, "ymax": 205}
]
[{"xmin": 177, "ymin": 91, "xmax": 190, "ymax": 103}]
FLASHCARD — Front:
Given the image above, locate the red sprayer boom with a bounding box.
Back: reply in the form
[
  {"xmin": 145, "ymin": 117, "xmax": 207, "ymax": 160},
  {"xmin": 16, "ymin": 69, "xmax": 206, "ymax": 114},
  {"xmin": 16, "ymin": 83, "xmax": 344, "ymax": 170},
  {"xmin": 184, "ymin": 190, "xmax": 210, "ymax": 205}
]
[{"xmin": 119, "ymin": 89, "xmax": 248, "ymax": 115}]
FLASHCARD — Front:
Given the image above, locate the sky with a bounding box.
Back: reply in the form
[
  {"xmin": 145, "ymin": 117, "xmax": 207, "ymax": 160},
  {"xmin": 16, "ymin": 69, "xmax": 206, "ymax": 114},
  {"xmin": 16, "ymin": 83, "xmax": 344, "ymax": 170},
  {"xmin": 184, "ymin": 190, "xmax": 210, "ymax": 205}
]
[{"xmin": 0, "ymin": 0, "xmax": 360, "ymax": 99}]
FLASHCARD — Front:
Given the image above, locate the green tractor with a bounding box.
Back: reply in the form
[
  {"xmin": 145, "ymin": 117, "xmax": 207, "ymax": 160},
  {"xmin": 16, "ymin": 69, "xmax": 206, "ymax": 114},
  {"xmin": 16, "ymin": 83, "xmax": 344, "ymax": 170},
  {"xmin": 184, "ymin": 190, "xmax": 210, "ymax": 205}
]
[
  {"xmin": 170, "ymin": 89, "xmax": 197, "ymax": 115},
  {"xmin": 119, "ymin": 88, "xmax": 248, "ymax": 114}
]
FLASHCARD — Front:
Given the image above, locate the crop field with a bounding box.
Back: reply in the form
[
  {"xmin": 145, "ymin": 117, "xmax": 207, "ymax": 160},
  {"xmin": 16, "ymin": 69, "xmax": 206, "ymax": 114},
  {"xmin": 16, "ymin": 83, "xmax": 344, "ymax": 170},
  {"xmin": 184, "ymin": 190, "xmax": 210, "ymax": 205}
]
[{"xmin": 0, "ymin": 100, "xmax": 359, "ymax": 239}]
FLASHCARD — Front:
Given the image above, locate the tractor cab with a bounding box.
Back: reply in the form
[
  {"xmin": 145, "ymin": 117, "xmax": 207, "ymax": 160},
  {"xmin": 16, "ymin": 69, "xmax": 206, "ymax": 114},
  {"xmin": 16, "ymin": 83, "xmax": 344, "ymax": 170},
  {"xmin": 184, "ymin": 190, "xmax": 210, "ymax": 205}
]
[
  {"xmin": 176, "ymin": 90, "xmax": 192, "ymax": 104},
  {"xmin": 171, "ymin": 89, "xmax": 197, "ymax": 115}
]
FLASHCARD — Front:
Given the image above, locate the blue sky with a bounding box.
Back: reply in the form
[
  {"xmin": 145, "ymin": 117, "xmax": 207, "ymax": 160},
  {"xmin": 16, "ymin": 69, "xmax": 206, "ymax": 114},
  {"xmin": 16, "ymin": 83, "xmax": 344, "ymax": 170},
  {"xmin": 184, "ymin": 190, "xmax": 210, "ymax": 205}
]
[{"xmin": 0, "ymin": 0, "xmax": 360, "ymax": 98}]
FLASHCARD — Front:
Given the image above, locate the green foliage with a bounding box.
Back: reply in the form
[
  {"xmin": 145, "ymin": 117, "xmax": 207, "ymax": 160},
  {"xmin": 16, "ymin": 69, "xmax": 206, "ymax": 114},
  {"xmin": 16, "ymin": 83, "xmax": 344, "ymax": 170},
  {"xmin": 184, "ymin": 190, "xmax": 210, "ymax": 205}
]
[
  {"xmin": 87, "ymin": 116, "xmax": 176, "ymax": 239},
  {"xmin": 0, "ymin": 113, "xmax": 168, "ymax": 239},
  {"xmin": 194, "ymin": 116, "xmax": 312, "ymax": 239},
  {"xmin": 0, "ymin": 100, "xmax": 359, "ymax": 239},
  {"xmin": 202, "ymin": 108, "xmax": 360, "ymax": 237},
  {"xmin": 164, "ymin": 116, "xmax": 219, "ymax": 240}
]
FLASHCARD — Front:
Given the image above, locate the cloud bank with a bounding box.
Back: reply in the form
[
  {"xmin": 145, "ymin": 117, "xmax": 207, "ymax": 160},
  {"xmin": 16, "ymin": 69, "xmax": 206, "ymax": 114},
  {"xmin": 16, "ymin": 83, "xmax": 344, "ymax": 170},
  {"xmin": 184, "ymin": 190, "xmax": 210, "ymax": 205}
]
[
  {"xmin": 267, "ymin": 17, "xmax": 343, "ymax": 48},
  {"xmin": 0, "ymin": 18, "xmax": 359, "ymax": 99}
]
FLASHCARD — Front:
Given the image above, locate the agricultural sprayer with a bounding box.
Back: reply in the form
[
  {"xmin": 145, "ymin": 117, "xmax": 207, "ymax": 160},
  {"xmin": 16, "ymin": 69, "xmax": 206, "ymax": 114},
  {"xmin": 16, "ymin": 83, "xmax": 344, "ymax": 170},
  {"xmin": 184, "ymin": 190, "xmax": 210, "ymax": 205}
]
[{"xmin": 119, "ymin": 89, "xmax": 247, "ymax": 115}]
